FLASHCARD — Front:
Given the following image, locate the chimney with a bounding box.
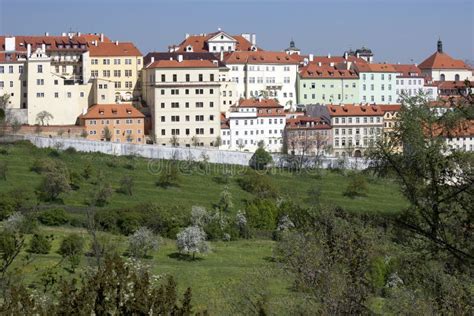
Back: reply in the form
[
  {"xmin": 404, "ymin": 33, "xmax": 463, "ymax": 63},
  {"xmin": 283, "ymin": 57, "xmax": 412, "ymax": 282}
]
[
  {"xmin": 61, "ymin": 32, "xmax": 66, "ymax": 36},
  {"xmin": 27, "ymin": 43, "xmax": 31, "ymax": 56},
  {"xmin": 327, "ymin": 53, "xmax": 331, "ymax": 58},
  {"xmin": 115, "ymin": 40, "xmax": 119, "ymax": 46},
  {"xmin": 220, "ymin": 50, "xmax": 224, "ymax": 62},
  {"xmin": 41, "ymin": 43, "xmax": 46, "ymax": 52},
  {"xmin": 218, "ymin": 27, "xmax": 221, "ymax": 31},
  {"xmin": 330, "ymin": 62, "xmax": 334, "ymax": 67},
  {"xmin": 178, "ymin": 55, "xmax": 183, "ymax": 62},
  {"xmin": 251, "ymin": 34, "xmax": 256, "ymax": 46},
  {"xmin": 309, "ymin": 54, "xmax": 314, "ymax": 62},
  {"xmin": 344, "ymin": 51, "xmax": 348, "ymax": 59},
  {"xmin": 318, "ymin": 62, "xmax": 322, "ymax": 67},
  {"xmin": 94, "ymin": 41, "xmax": 98, "ymax": 47},
  {"xmin": 78, "ymin": 32, "xmax": 81, "ymax": 36},
  {"xmin": 100, "ymin": 33, "xmax": 104, "ymax": 42},
  {"xmin": 44, "ymin": 32, "xmax": 49, "ymax": 36},
  {"xmin": 185, "ymin": 33, "xmax": 190, "ymax": 39},
  {"xmin": 346, "ymin": 61, "xmax": 352, "ymax": 70},
  {"xmin": 151, "ymin": 56, "xmax": 155, "ymax": 63}
]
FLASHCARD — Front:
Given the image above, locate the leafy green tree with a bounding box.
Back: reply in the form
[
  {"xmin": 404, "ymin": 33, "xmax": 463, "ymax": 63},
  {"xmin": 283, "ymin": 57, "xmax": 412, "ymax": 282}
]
[
  {"xmin": 38, "ymin": 208, "xmax": 69, "ymax": 226},
  {"xmin": 103, "ymin": 126, "xmax": 112, "ymax": 141},
  {"xmin": 343, "ymin": 172, "xmax": 368, "ymax": 198},
  {"xmin": 27, "ymin": 234, "xmax": 51, "ymax": 254},
  {"xmin": 37, "ymin": 169, "xmax": 71, "ymax": 202},
  {"xmin": 369, "ymin": 93, "xmax": 473, "ymax": 263},
  {"xmin": 58, "ymin": 234, "xmax": 84, "ymax": 273},
  {"xmin": 156, "ymin": 162, "xmax": 179, "ymax": 188},
  {"xmin": 251, "ymin": 143, "xmax": 273, "ymax": 170},
  {"xmin": 237, "ymin": 169, "xmax": 278, "ymax": 199}
]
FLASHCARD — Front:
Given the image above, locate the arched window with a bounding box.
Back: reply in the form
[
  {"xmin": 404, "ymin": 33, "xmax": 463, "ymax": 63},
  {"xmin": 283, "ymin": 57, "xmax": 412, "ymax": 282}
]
[
  {"xmin": 440, "ymin": 74, "xmax": 445, "ymax": 81},
  {"xmin": 454, "ymin": 74, "xmax": 460, "ymax": 81}
]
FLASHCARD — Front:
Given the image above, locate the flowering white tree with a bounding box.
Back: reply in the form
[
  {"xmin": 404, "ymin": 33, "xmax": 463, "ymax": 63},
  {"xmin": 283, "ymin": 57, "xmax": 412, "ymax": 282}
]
[
  {"xmin": 190, "ymin": 206, "xmax": 210, "ymax": 227},
  {"xmin": 127, "ymin": 227, "xmax": 159, "ymax": 258},
  {"xmin": 176, "ymin": 226, "xmax": 210, "ymax": 260}
]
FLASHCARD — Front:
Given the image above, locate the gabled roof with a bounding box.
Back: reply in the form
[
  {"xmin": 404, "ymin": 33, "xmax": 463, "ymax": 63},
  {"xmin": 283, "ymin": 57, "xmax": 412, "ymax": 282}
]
[
  {"xmin": 79, "ymin": 104, "xmax": 145, "ymax": 120},
  {"xmin": 224, "ymin": 51, "xmax": 299, "ymax": 65},
  {"xmin": 173, "ymin": 31, "xmax": 258, "ymax": 53},
  {"xmin": 327, "ymin": 104, "xmax": 385, "ymax": 117},
  {"xmin": 392, "ymin": 64, "xmax": 423, "ymax": 78},
  {"xmin": 144, "ymin": 52, "xmax": 226, "ymax": 67},
  {"xmin": 418, "ymin": 52, "xmax": 470, "ymax": 70},
  {"xmin": 299, "ymin": 62, "xmax": 358, "ymax": 79},
  {"xmin": 88, "ymin": 42, "xmax": 142, "ymax": 57},
  {"xmin": 286, "ymin": 116, "xmax": 331, "ymax": 130},
  {"xmin": 354, "ymin": 63, "xmax": 397, "ymax": 73}
]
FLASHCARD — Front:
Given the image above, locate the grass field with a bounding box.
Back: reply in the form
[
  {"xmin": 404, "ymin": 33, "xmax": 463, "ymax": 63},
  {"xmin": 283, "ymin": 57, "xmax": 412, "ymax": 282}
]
[
  {"xmin": 0, "ymin": 141, "xmax": 407, "ymax": 214},
  {"xmin": 0, "ymin": 141, "xmax": 408, "ymax": 314}
]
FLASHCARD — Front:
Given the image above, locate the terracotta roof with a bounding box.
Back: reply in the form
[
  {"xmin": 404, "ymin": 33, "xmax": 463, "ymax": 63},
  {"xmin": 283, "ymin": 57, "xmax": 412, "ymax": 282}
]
[
  {"xmin": 88, "ymin": 42, "xmax": 142, "ymax": 57},
  {"xmin": 224, "ymin": 51, "xmax": 299, "ymax": 65},
  {"xmin": 379, "ymin": 104, "xmax": 402, "ymax": 112},
  {"xmin": 173, "ymin": 31, "xmax": 259, "ymax": 53},
  {"xmin": 299, "ymin": 62, "xmax": 358, "ymax": 79},
  {"xmin": 418, "ymin": 51, "xmax": 470, "ymax": 70},
  {"xmin": 79, "ymin": 104, "xmax": 145, "ymax": 120},
  {"xmin": 220, "ymin": 112, "xmax": 229, "ymax": 129},
  {"xmin": 1, "ymin": 35, "xmax": 89, "ymax": 53},
  {"xmin": 286, "ymin": 116, "xmax": 331, "ymax": 130},
  {"xmin": 392, "ymin": 64, "xmax": 423, "ymax": 77},
  {"xmin": 327, "ymin": 104, "xmax": 385, "ymax": 117},
  {"xmin": 355, "ymin": 63, "xmax": 397, "ymax": 73},
  {"xmin": 146, "ymin": 59, "xmax": 221, "ymax": 69},
  {"xmin": 144, "ymin": 52, "xmax": 226, "ymax": 68},
  {"xmin": 434, "ymin": 80, "xmax": 471, "ymax": 90},
  {"xmin": 237, "ymin": 98, "xmax": 283, "ymax": 108},
  {"xmin": 432, "ymin": 120, "xmax": 474, "ymax": 138}
]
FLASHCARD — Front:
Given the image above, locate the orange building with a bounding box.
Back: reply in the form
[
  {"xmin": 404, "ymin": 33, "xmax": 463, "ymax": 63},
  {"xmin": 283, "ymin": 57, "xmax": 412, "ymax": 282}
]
[{"xmin": 79, "ymin": 103, "xmax": 145, "ymax": 144}]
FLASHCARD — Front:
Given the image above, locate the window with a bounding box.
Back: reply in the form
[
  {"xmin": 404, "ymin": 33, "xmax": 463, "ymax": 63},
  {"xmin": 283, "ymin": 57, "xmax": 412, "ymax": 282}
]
[
  {"xmin": 19, "ymin": 65, "xmax": 23, "ymax": 73},
  {"xmin": 210, "ymin": 74, "xmax": 214, "ymax": 81},
  {"xmin": 171, "ymin": 116, "xmax": 180, "ymax": 122},
  {"xmin": 440, "ymin": 74, "xmax": 445, "ymax": 81},
  {"xmin": 195, "ymin": 128, "xmax": 204, "ymax": 135},
  {"xmin": 115, "ymin": 81, "xmax": 121, "ymax": 88},
  {"xmin": 199, "ymin": 74, "xmax": 203, "ymax": 82},
  {"xmin": 67, "ymin": 92, "xmax": 72, "ymax": 98},
  {"xmin": 455, "ymin": 74, "xmax": 460, "ymax": 81},
  {"xmin": 195, "ymin": 115, "xmax": 204, "ymax": 121},
  {"xmin": 36, "ymin": 92, "xmax": 45, "ymax": 98},
  {"xmin": 284, "ymin": 77, "xmax": 290, "ymax": 83},
  {"xmin": 161, "ymin": 74, "xmax": 166, "ymax": 82},
  {"xmin": 186, "ymin": 74, "xmax": 190, "ymax": 82},
  {"xmin": 210, "ymin": 102, "xmax": 214, "ymax": 108},
  {"xmin": 103, "ymin": 70, "xmax": 110, "ymax": 77},
  {"xmin": 173, "ymin": 74, "xmax": 177, "ymax": 82},
  {"xmin": 0, "ymin": 66, "xmax": 3, "ymax": 73},
  {"xmin": 171, "ymin": 102, "xmax": 179, "ymax": 108},
  {"xmin": 196, "ymin": 102, "xmax": 204, "ymax": 108},
  {"xmin": 125, "ymin": 70, "xmax": 132, "ymax": 77},
  {"xmin": 36, "ymin": 79, "xmax": 44, "ymax": 85},
  {"xmin": 103, "ymin": 59, "xmax": 110, "ymax": 65},
  {"xmin": 125, "ymin": 59, "xmax": 132, "ymax": 65},
  {"xmin": 114, "ymin": 70, "xmax": 121, "ymax": 77},
  {"xmin": 54, "ymin": 92, "xmax": 59, "ymax": 98},
  {"xmin": 8, "ymin": 66, "xmax": 13, "ymax": 73},
  {"xmin": 37, "ymin": 65, "xmax": 43, "ymax": 73}
]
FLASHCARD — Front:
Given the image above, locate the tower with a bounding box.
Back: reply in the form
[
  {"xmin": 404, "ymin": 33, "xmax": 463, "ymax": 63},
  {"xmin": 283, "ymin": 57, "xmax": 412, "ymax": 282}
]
[{"xmin": 437, "ymin": 38, "xmax": 443, "ymax": 53}]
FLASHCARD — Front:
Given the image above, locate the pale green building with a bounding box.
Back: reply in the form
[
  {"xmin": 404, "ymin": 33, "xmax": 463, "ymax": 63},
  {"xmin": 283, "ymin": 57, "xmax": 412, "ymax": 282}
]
[{"xmin": 297, "ymin": 63, "xmax": 359, "ymax": 105}]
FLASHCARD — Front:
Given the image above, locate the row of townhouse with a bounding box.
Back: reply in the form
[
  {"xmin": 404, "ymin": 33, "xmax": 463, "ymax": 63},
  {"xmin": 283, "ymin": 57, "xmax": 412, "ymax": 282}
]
[{"xmin": 1, "ymin": 30, "xmax": 472, "ymax": 150}]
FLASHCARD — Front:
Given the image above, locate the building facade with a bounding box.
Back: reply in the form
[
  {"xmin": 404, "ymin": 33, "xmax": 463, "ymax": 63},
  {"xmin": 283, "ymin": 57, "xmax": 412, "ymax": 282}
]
[
  {"xmin": 224, "ymin": 51, "xmax": 299, "ymax": 108},
  {"xmin": 355, "ymin": 63, "xmax": 398, "ymax": 104},
  {"xmin": 220, "ymin": 98, "xmax": 286, "ymax": 152},
  {"xmin": 284, "ymin": 116, "xmax": 332, "ymax": 156},
  {"xmin": 142, "ymin": 53, "xmax": 225, "ymax": 147},
  {"xmin": 297, "ymin": 61, "xmax": 359, "ymax": 105},
  {"xmin": 79, "ymin": 103, "xmax": 145, "ymax": 144}
]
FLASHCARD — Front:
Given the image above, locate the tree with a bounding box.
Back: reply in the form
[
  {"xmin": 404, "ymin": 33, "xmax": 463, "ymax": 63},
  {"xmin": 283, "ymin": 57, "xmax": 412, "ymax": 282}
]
[
  {"xmin": 176, "ymin": 226, "xmax": 210, "ymax": 260},
  {"xmin": 91, "ymin": 182, "xmax": 114, "ymax": 207},
  {"xmin": 190, "ymin": 206, "xmax": 210, "ymax": 227},
  {"xmin": 251, "ymin": 143, "xmax": 273, "ymax": 170},
  {"xmin": 37, "ymin": 168, "xmax": 71, "ymax": 202},
  {"xmin": 35, "ymin": 111, "xmax": 54, "ymax": 126},
  {"xmin": 369, "ymin": 93, "xmax": 473, "ymax": 263},
  {"xmin": 213, "ymin": 136, "xmax": 222, "ymax": 147},
  {"xmin": 38, "ymin": 208, "xmax": 69, "ymax": 226},
  {"xmin": 127, "ymin": 227, "xmax": 159, "ymax": 259},
  {"xmin": 343, "ymin": 172, "xmax": 369, "ymax": 198},
  {"xmin": 118, "ymin": 175, "xmax": 134, "ymax": 195},
  {"xmin": 169, "ymin": 135, "xmax": 179, "ymax": 147},
  {"xmin": 156, "ymin": 162, "xmax": 179, "ymax": 188},
  {"xmin": 103, "ymin": 126, "xmax": 112, "ymax": 141},
  {"xmin": 216, "ymin": 186, "xmax": 233, "ymax": 213},
  {"xmin": 58, "ymin": 234, "xmax": 84, "ymax": 273},
  {"xmin": 27, "ymin": 234, "xmax": 51, "ymax": 254},
  {"xmin": 10, "ymin": 119, "xmax": 22, "ymax": 135},
  {"xmin": 191, "ymin": 135, "xmax": 200, "ymax": 147},
  {"xmin": 235, "ymin": 210, "xmax": 249, "ymax": 238}
]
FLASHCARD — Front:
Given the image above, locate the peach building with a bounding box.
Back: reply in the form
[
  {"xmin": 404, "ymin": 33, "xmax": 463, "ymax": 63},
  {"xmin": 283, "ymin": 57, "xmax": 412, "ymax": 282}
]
[{"xmin": 79, "ymin": 103, "xmax": 145, "ymax": 144}]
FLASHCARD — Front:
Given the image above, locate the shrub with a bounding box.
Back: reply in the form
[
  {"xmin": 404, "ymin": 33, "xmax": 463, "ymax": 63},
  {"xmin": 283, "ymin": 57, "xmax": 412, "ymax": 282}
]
[
  {"xmin": 58, "ymin": 234, "xmax": 84, "ymax": 272},
  {"xmin": 64, "ymin": 147, "xmax": 77, "ymax": 154},
  {"xmin": 343, "ymin": 172, "xmax": 369, "ymax": 198},
  {"xmin": 91, "ymin": 182, "xmax": 114, "ymax": 207},
  {"xmin": 0, "ymin": 161, "xmax": 7, "ymax": 181},
  {"xmin": 30, "ymin": 158, "xmax": 58, "ymax": 174},
  {"xmin": 118, "ymin": 175, "xmax": 134, "ymax": 196},
  {"xmin": 156, "ymin": 163, "xmax": 180, "ymax": 188},
  {"xmin": 37, "ymin": 169, "xmax": 71, "ymax": 202},
  {"xmin": 0, "ymin": 148, "xmax": 8, "ymax": 155},
  {"xmin": 38, "ymin": 208, "xmax": 69, "ymax": 226},
  {"xmin": 28, "ymin": 233, "xmax": 51, "ymax": 254},
  {"xmin": 245, "ymin": 198, "xmax": 279, "ymax": 230},
  {"xmin": 237, "ymin": 169, "xmax": 278, "ymax": 198},
  {"xmin": 251, "ymin": 146, "xmax": 273, "ymax": 170}
]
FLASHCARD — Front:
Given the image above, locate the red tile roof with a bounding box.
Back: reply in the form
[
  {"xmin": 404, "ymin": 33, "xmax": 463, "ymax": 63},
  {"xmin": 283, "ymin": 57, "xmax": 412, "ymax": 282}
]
[
  {"xmin": 354, "ymin": 63, "xmax": 397, "ymax": 73},
  {"xmin": 237, "ymin": 98, "xmax": 283, "ymax": 108},
  {"xmin": 286, "ymin": 116, "xmax": 331, "ymax": 130},
  {"xmin": 88, "ymin": 42, "xmax": 142, "ymax": 57},
  {"xmin": 418, "ymin": 52, "xmax": 470, "ymax": 70},
  {"xmin": 432, "ymin": 120, "xmax": 474, "ymax": 138},
  {"xmin": 379, "ymin": 104, "xmax": 402, "ymax": 112},
  {"xmin": 220, "ymin": 112, "xmax": 229, "ymax": 129},
  {"xmin": 299, "ymin": 62, "xmax": 358, "ymax": 79},
  {"xmin": 224, "ymin": 51, "xmax": 299, "ymax": 65},
  {"xmin": 392, "ymin": 64, "xmax": 423, "ymax": 78},
  {"xmin": 327, "ymin": 104, "xmax": 385, "ymax": 117},
  {"xmin": 434, "ymin": 80, "xmax": 471, "ymax": 90},
  {"xmin": 146, "ymin": 59, "xmax": 221, "ymax": 69},
  {"xmin": 79, "ymin": 104, "xmax": 145, "ymax": 120}
]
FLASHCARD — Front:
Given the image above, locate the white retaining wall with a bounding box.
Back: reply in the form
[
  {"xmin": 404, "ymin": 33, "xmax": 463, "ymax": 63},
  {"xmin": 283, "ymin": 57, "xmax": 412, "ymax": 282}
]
[{"xmin": 5, "ymin": 135, "xmax": 370, "ymax": 170}]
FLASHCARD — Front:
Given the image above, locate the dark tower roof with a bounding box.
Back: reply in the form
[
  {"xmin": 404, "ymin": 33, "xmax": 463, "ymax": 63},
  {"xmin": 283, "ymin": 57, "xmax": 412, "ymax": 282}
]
[{"xmin": 437, "ymin": 38, "xmax": 443, "ymax": 53}]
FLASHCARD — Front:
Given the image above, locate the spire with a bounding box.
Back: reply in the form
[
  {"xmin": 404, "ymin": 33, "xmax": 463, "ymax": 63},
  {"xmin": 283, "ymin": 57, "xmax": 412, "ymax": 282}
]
[
  {"xmin": 437, "ymin": 37, "xmax": 443, "ymax": 53},
  {"xmin": 290, "ymin": 38, "xmax": 295, "ymax": 48}
]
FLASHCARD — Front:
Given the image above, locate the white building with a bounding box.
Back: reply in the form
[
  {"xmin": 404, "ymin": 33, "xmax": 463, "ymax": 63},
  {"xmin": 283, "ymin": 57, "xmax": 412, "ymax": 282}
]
[
  {"xmin": 393, "ymin": 64, "xmax": 437, "ymax": 101},
  {"xmin": 419, "ymin": 40, "xmax": 473, "ymax": 82},
  {"xmin": 224, "ymin": 51, "xmax": 299, "ymax": 108},
  {"xmin": 220, "ymin": 98, "xmax": 286, "ymax": 153}
]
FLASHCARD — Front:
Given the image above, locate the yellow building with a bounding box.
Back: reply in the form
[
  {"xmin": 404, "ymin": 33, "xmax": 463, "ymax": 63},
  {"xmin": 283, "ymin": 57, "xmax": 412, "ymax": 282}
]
[{"xmin": 88, "ymin": 40, "xmax": 143, "ymax": 105}]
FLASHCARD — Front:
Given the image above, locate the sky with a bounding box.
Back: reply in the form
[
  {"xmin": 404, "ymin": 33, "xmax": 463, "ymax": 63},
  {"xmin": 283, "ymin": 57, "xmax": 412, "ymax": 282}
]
[{"xmin": 1, "ymin": 0, "xmax": 473, "ymax": 64}]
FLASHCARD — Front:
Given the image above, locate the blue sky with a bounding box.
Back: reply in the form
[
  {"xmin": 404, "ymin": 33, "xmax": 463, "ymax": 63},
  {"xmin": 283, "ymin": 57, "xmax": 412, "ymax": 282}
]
[{"xmin": 1, "ymin": 0, "xmax": 473, "ymax": 64}]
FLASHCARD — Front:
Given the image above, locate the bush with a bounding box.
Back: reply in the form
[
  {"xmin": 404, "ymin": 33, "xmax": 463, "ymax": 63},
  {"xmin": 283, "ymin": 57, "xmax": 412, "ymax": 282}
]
[
  {"xmin": 30, "ymin": 158, "xmax": 59, "ymax": 174},
  {"xmin": 245, "ymin": 198, "xmax": 279, "ymax": 230},
  {"xmin": 38, "ymin": 208, "xmax": 69, "ymax": 226},
  {"xmin": 237, "ymin": 169, "xmax": 278, "ymax": 198},
  {"xmin": 156, "ymin": 163, "xmax": 180, "ymax": 188},
  {"xmin": 58, "ymin": 234, "xmax": 84, "ymax": 272},
  {"xmin": 0, "ymin": 148, "xmax": 8, "ymax": 155},
  {"xmin": 64, "ymin": 147, "xmax": 77, "ymax": 154},
  {"xmin": 91, "ymin": 182, "xmax": 114, "ymax": 207},
  {"xmin": 0, "ymin": 161, "xmax": 7, "ymax": 181},
  {"xmin": 251, "ymin": 146, "xmax": 273, "ymax": 170},
  {"xmin": 118, "ymin": 175, "xmax": 134, "ymax": 195},
  {"xmin": 343, "ymin": 172, "xmax": 369, "ymax": 198},
  {"xmin": 28, "ymin": 233, "xmax": 51, "ymax": 254}
]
